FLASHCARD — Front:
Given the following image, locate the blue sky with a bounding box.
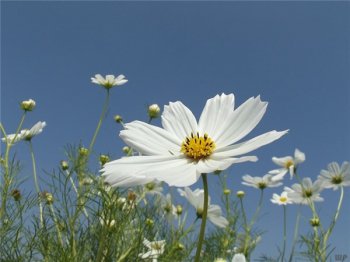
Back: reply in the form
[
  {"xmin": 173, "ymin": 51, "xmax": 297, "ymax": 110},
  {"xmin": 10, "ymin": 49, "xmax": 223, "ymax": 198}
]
[{"xmin": 2, "ymin": 1, "xmax": 350, "ymax": 259}]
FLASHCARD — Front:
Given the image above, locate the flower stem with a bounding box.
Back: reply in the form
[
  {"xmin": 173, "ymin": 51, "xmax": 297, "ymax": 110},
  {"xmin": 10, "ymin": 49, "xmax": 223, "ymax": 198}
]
[
  {"xmin": 29, "ymin": 141, "xmax": 43, "ymax": 227},
  {"xmin": 282, "ymin": 205, "xmax": 287, "ymax": 262},
  {"xmin": 288, "ymin": 205, "xmax": 301, "ymax": 262},
  {"xmin": 194, "ymin": 173, "xmax": 208, "ymax": 262},
  {"xmin": 49, "ymin": 204, "xmax": 64, "ymax": 247},
  {"xmin": 250, "ymin": 189, "xmax": 264, "ymax": 227},
  {"xmin": 88, "ymin": 89, "xmax": 110, "ymax": 154},
  {"xmin": 240, "ymin": 197, "xmax": 249, "ymax": 256},
  {"xmin": 322, "ymin": 186, "xmax": 344, "ymax": 259}
]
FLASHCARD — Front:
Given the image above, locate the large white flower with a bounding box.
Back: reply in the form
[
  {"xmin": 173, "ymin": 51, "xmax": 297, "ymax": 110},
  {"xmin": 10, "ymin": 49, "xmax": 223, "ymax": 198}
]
[
  {"xmin": 178, "ymin": 187, "xmax": 229, "ymax": 228},
  {"xmin": 138, "ymin": 238, "xmax": 165, "ymax": 261},
  {"xmin": 284, "ymin": 177, "xmax": 323, "ymax": 205},
  {"xmin": 270, "ymin": 149, "xmax": 305, "ymax": 181},
  {"xmin": 242, "ymin": 174, "xmax": 283, "ymax": 190},
  {"xmin": 102, "ymin": 93, "xmax": 288, "ymax": 187},
  {"xmin": 20, "ymin": 121, "xmax": 46, "ymax": 141},
  {"xmin": 317, "ymin": 161, "xmax": 350, "ymax": 190},
  {"xmin": 91, "ymin": 74, "xmax": 128, "ymax": 88}
]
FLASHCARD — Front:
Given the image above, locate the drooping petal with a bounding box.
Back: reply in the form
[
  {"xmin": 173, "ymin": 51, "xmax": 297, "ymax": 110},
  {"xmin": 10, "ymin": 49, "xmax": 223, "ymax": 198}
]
[
  {"xmin": 213, "ymin": 96, "xmax": 268, "ymax": 148},
  {"xmin": 272, "ymin": 156, "xmax": 293, "ymax": 167},
  {"xmin": 198, "ymin": 93, "xmax": 235, "ymax": 141},
  {"xmin": 161, "ymin": 101, "xmax": 198, "ymax": 141},
  {"xmin": 120, "ymin": 121, "xmax": 181, "ymax": 155},
  {"xmin": 213, "ymin": 130, "xmax": 288, "ymax": 158},
  {"xmin": 294, "ymin": 148, "xmax": 305, "ymax": 164},
  {"xmin": 207, "ymin": 205, "xmax": 228, "ymax": 228}
]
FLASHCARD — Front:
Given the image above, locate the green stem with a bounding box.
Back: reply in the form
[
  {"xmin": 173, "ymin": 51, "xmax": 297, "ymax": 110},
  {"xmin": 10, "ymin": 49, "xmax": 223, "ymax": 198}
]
[
  {"xmin": 240, "ymin": 197, "xmax": 249, "ymax": 256},
  {"xmin": 88, "ymin": 90, "xmax": 110, "ymax": 154},
  {"xmin": 250, "ymin": 189, "xmax": 264, "ymax": 227},
  {"xmin": 282, "ymin": 205, "xmax": 287, "ymax": 262},
  {"xmin": 322, "ymin": 186, "xmax": 344, "ymax": 259},
  {"xmin": 194, "ymin": 173, "xmax": 208, "ymax": 262},
  {"xmin": 65, "ymin": 170, "xmax": 88, "ymax": 218},
  {"xmin": 288, "ymin": 205, "xmax": 301, "ymax": 262},
  {"xmin": 0, "ymin": 113, "xmax": 26, "ymax": 219},
  {"xmin": 29, "ymin": 141, "xmax": 43, "ymax": 227},
  {"xmin": 49, "ymin": 204, "xmax": 64, "ymax": 247}
]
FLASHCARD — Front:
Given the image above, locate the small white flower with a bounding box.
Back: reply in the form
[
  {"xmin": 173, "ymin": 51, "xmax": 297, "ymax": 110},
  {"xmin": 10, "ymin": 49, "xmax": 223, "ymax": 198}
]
[
  {"xmin": 138, "ymin": 238, "xmax": 165, "ymax": 261},
  {"xmin": 143, "ymin": 181, "xmax": 163, "ymax": 196},
  {"xmin": 102, "ymin": 93, "xmax": 288, "ymax": 188},
  {"xmin": 284, "ymin": 177, "xmax": 323, "ymax": 205},
  {"xmin": 317, "ymin": 161, "xmax": 350, "ymax": 190},
  {"xmin": 270, "ymin": 148, "xmax": 305, "ymax": 181},
  {"xmin": 178, "ymin": 187, "xmax": 229, "ymax": 228},
  {"xmin": 148, "ymin": 104, "xmax": 161, "ymax": 119},
  {"xmin": 271, "ymin": 191, "xmax": 293, "ymax": 205},
  {"xmin": 91, "ymin": 74, "xmax": 128, "ymax": 89},
  {"xmin": 242, "ymin": 174, "xmax": 283, "ymax": 190},
  {"xmin": 1, "ymin": 133, "xmax": 24, "ymax": 144},
  {"xmin": 20, "ymin": 121, "xmax": 46, "ymax": 141},
  {"xmin": 232, "ymin": 253, "xmax": 246, "ymax": 262}
]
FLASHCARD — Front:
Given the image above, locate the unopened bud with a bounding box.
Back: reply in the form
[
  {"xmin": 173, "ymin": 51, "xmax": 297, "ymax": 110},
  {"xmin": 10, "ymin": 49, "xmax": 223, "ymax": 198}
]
[
  {"xmin": 310, "ymin": 217, "xmax": 320, "ymax": 227},
  {"xmin": 176, "ymin": 205, "xmax": 183, "ymax": 215},
  {"xmin": 42, "ymin": 191, "xmax": 54, "ymax": 205},
  {"xmin": 60, "ymin": 160, "xmax": 69, "ymax": 170},
  {"xmin": 79, "ymin": 147, "xmax": 89, "ymax": 156},
  {"xmin": 11, "ymin": 189, "xmax": 21, "ymax": 201},
  {"xmin": 223, "ymin": 189, "xmax": 231, "ymax": 195},
  {"xmin": 148, "ymin": 104, "xmax": 161, "ymax": 119},
  {"xmin": 122, "ymin": 146, "xmax": 131, "ymax": 154},
  {"xmin": 20, "ymin": 99, "xmax": 36, "ymax": 111},
  {"xmin": 236, "ymin": 190, "xmax": 245, "ymax": 198},
  {"xmin": 145, "ymin": 218, "xmax": 154, "ymax": 227},
  {"xmin": 114, "ymin": 115, "xmax": 123, "ymax": 123},
  {"xmin": 99, "ymin": 154, "xmax": 110, "ymax": 166}
]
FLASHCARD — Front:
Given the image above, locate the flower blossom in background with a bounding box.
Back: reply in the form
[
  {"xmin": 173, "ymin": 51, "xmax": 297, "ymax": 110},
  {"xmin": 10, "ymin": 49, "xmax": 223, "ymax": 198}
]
[
  {"xmin": 269, "ymin": 148, "xmax": 305, "ymax": 181},
  {"xmin": 138, "ymin": 238, "xmax": 165, "ymax": 261},
  {"xmin": 317, "ymin": 161, "xmax": 350, "ymax": 190},
  {"xmin": 242, "ymin": 174, "xmax": 283, "ymax": 190},
  {"xmin": 284, "ymin": 177, "xmax": 323, "ymax": 205},
  {"xmin": 1, "ymin": 133, "xmax": 24, "ymax": 144},
  {"xmin": 270, "ymin": 191, "xmax": 293, "ymax": 205},
  {"xmin": 91, "ymin": 74, "xmax": 128, "ymax": 89},
  {"xmin": 232, "ymin": 253, "xmax": 246, "ymax": 262},
  {"xmin": 20, "ymin": 121, "xmax": 47, "ymax": 141},
  {"xmin": 178, "ymin": 187, "xmax": 228, "ymax": 228},
  {"xmin": 102, "ymin": 93, "xmax": 288, "ymax": 188}
]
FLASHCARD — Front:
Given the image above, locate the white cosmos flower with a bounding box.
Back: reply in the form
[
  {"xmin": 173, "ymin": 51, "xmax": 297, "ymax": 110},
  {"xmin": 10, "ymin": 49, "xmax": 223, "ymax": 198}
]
[
  {"xmin": 284, "ymin": 177, "xmax": 323, "ymax": 205},
  {"xmin": 271, "ymin": 191, "xmax": 293, "ymax": 205},
  {"xmin": 91, "ymin": 74, "xmax": 128, "ymax": 88},
  {"xmin": 20, "ymin": 121, "xmax": 46, "ymax": 141},
  {"xmin": 178, "ymin": 187, "xmax": 229, "ymax": 228},
  {"xmin": 143, "ymin": 181, "xmax": 163, "ymax": 196},
  {"xmin": 1, "ymin": 133, "xmax": 24, "ymax": 144},
  {"xmin": 232, "ymin": 253, "xmax": 246, "ymax": 262},
  {"xmin": 270, "ymin": 148, "xmax": 305, "ymax": 181},
  {"xmin": 317, "ymin": 161, "xmax": 350, "ymax": 190},
  {"xmin": 102, "ymin": 93, "xmax": 288, "ymax": 187},
  {"xmin": 242, "ymin": 174, "xmax": 283, "ymax": 190},
  {"xmin": 138, "ymin": 238, "xmax": 165, "ymax": 261},
  {"xmin": 161, "ymin": 193, "xmax": 178, "ymax": 221}
]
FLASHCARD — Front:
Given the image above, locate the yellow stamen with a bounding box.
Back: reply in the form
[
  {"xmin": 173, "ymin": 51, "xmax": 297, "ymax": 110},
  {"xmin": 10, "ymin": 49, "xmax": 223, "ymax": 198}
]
[
  {"xmin": 285, "ymin": 160, "xmax": 294, "ymax": 169},
  {"xmin": 280, "ymin": 196, "xmax": 287, "ymax": 203},
  {"xmin": 181, "ymin": 132, "xmax": 216, "ymax": 160}
]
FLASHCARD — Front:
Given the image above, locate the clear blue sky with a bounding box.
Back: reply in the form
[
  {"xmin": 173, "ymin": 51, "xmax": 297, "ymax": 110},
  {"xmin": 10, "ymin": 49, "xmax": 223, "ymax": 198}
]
[{"xmin": 2, "ymin": 1, "xmax": 349, "ymax": 259}]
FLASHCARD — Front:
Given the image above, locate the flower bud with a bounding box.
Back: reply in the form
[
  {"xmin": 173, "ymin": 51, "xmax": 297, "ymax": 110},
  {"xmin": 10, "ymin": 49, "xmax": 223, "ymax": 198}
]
[
  {"xmin": 11, "ymin": 189, "xmax": 21, "ymax": 201},
  {"xmin": 60, "ymin": 160, "xmax": 69, "ymax": 171},
  {"xmin": 20, "ymin": 99, "xmax": 36, "ymax": 111},
  {"xmin": 145, "ymin": 218, "xmax": 154, "ymax": 227},
  {"xmin": 236, "ymin": 190, "xmax": 245, "ymax": 198},
  {"xmin": 148, "ymin": 104, "xmax": 161, "ymax": 119},
  {"xmin": 176, "ymin": 205, "xmax": 183, "ymax": 215},
  {"xmin": 122, "ymin": 146, "xmax": 131, "ymax": 155},
  {"xmin": 175, "ymin": 242, "xmax": 185, "ymax": 251},
  {"xmin": 99, "ymin": 154, "xmax": 110, "ymax": 166},
  {"xmin": 42, "ymin": 191, "xmax": 54, "ymax": 205},
  {"xmin": 310, "ymin": 217, "xmax": 320, "ymax": 227},
  {"xmin": 223, "ymin": 189, "xmax": 231, "ymax": 195},
  {"xmin": 114, "ymin": 115, "xmax": 123, "ymax": 123},
  {"xmin": 79, "ymin": 147, "xmax": 89, "ymax": 156}
]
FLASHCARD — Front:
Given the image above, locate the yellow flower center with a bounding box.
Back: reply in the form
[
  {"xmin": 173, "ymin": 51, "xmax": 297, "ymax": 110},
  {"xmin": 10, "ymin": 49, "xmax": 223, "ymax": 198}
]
[
  {"xmin": 181, "ymin": 132, "xmax": 216, "ymax": 160},
  {"xmin": 151, "ymin": 242, "xmax": 162, "ymax": 251},
  {"xmin": 285, "ymin": 160, "xmax": 294, "ymax": 169},
  {"xmin": 279, "ymin": 196, "xmax": 287, "ymax": 203}
]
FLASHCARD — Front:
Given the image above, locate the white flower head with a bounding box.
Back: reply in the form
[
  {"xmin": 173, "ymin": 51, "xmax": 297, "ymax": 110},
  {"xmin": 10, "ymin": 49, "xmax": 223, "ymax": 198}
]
[
  {"xmin": 91, "ymin": 74, "xmax": 128, "ymax": 89},
  {"xmin": 143, "ymin": 181, "xmax": 163, "ymax": 196},
  {"xmin": 20, "ymin": 121, "xmax": 46, "ymax": 141},
  {"xmin": 178, "ymin": 187, "xmax": 229, "ymax": 228},
  {"xmin": 317, "ymin": 161, "xmax": 350, "ymax": 190},
  {"xmin": 1, "ymin": 133, "xmax": 24, "ymax": 144},
  {"xmin": 284, "ymin": 177, "xmax": 323, "ymax": 205},
  {"xmin": 161, "ymin": 193, "xmax": 178, "ymax": 221},
  {"xmin": 271, "ymin": 191, "xmax": 293, "ymax": 205},
  {"xmin": 270, "ymin": 148, "xmax": 305, "ymax": 181},
  {"xmin": 242, "ymin": 174, "xmax": 283, "ymax": 190},
  {"xmin": 232, "ymin": 253, "xmax": 246, "ymax": 262},
  {"xmin": 102, "ymin": 93, "xmax": 288, "ymax": 188},
  {"xmin": 139, "ymin": 238, "xmax": 165, "ymax": 261}
]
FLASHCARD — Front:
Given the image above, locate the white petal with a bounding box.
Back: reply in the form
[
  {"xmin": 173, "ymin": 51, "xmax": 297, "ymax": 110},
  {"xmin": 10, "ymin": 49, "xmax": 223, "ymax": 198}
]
[
  {"xmin": 214, "ymin": 130, "xmax": 288, "ymax": 157},
  {"xmin": 195, "ymin": 156, "xmax": 257, "ymax": 174},
  {"xmin": 120, "ymin": 121, "xmax": 181, "ymax": 155},
  {"xmin": 214, "ymin": 96, "xmax": 268, "ymax": 148},
  {"xmin": 232, "ymin": 254, "xmax": 246, "ymax": 262},
  {"xmin": 161, "ymin": 101, "xmax": 198, "ymax": 141},
  {"xmin": 270, "ymin": 169, "xmax": 288, "ymax": 181},
  {"xmin": 294, "ymin": 148, "xmax": 305, "ymax": 164},
  {"xmin": 198, "ymin": 93, "xmax": 235, "ymax": 141},
  {"xmin": 272, "ymin": 156, "xmax": 293, "ymax": 167}
]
